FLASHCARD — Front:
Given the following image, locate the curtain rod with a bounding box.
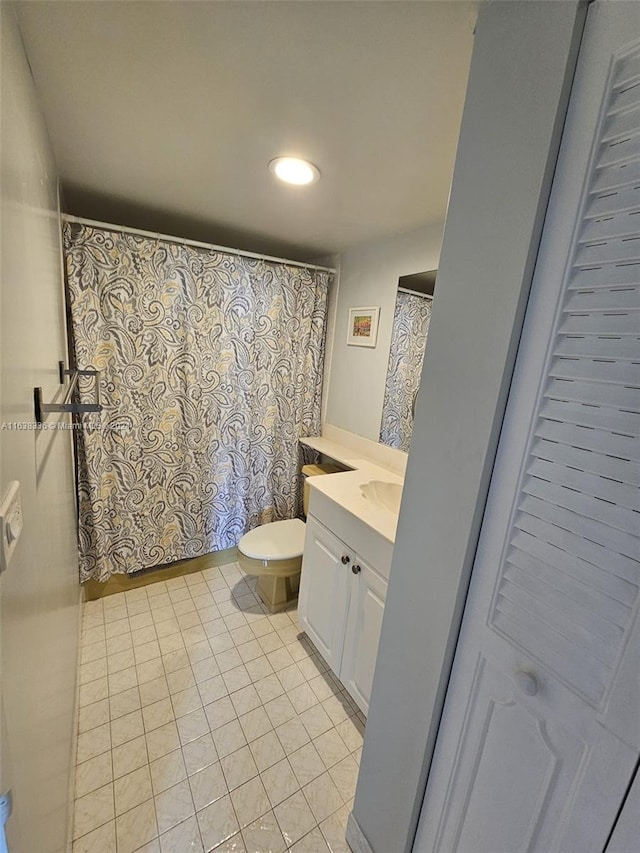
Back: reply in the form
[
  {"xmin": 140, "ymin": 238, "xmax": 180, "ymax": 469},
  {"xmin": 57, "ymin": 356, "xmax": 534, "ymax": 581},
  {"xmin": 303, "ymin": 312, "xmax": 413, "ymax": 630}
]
[
  {"xmin": 62, "ymin": 214, "xmax": 336, "ymax": 274},
  {"xmin": 398, "ymin": 286, "xmax": 434, "ymax": 300}
]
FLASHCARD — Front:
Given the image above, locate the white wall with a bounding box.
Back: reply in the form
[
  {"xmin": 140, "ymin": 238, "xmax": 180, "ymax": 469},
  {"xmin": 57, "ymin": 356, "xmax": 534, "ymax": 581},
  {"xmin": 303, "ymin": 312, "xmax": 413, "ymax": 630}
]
[
  {"xmin": 324, "ymin": 223, "xmax": 443, "ymax": 441},
  {"xmin": 0, "ymin": 6, "xmax": 80, "ymax": 852},
  {"xmin": 348, "ymin": 2, "xmax": 588, "ymax": 852}
]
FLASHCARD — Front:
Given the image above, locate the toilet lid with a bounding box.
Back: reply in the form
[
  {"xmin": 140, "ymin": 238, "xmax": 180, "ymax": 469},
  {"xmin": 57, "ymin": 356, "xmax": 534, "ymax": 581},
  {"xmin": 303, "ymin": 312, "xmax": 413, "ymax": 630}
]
[{"xmin": 238, "ymin": 518, "xmax": 306, "ymax": 561}]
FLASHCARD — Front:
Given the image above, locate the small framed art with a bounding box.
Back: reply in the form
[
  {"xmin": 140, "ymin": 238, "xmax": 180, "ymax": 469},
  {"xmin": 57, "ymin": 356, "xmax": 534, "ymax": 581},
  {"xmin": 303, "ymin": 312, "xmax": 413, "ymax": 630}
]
[{"xmin": 346, "ymin": 306, "xmax": 380, "ymax": 347}]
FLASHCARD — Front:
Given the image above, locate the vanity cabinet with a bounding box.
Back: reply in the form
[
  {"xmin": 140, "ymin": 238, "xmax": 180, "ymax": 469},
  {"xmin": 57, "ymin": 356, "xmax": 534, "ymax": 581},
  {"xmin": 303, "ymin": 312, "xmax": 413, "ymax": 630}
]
[{"xmin": 298, "ymin": 513, "xmax": 390, "ymax": 715}]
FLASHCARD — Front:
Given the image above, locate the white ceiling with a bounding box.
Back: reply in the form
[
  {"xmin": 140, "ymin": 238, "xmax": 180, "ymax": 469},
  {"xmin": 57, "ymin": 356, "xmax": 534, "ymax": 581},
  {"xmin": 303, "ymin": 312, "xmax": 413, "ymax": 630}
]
[{"xmin": 15, "ymin": 1, "xmax": 476, "ymax": 261}]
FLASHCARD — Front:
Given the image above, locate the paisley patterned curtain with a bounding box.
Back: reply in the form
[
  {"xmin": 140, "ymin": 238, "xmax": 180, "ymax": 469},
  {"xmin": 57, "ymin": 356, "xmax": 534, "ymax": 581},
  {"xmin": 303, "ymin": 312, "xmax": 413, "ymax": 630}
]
[
  {"xmin": 63, "ymin": 223, "xmax": 331, "ymax": 582},
  {"xmin": 379, "ymin": 290, "xmax": 432, "ymax": 452}
]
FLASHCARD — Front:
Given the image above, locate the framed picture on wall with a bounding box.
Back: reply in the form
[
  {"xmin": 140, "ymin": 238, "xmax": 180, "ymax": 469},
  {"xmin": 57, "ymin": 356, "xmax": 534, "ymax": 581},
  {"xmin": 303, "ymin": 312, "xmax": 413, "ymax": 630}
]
[{"xmin": 346, "ymin": 306, "xmax": 380, "ymax": 347}]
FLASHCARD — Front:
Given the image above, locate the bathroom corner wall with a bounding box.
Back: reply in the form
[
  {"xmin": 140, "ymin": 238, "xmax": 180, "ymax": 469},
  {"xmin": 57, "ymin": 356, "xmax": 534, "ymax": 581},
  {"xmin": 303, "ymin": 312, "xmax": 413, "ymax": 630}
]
[
  {"xmin": 1, "ymin": 6, "xmax": 80, "ymax": 852},
  {"xmin": 324, "ymin": 223, "xmax": 443, "ymax": 443}
]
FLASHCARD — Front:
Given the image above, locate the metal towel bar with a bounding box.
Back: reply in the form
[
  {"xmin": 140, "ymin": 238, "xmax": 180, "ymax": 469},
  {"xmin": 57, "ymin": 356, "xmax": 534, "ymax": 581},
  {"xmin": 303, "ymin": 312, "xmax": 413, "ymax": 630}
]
[{"xmin": 34, "ymin": 361, "xmax": 102, "ymax": 423}]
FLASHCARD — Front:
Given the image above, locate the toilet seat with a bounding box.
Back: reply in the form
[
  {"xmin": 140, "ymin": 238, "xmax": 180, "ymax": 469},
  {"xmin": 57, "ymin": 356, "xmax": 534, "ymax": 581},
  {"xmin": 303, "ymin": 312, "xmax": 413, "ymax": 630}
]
[{"xmin": 238, "ymin": 518, "xmax": 305, "ymax": 561}]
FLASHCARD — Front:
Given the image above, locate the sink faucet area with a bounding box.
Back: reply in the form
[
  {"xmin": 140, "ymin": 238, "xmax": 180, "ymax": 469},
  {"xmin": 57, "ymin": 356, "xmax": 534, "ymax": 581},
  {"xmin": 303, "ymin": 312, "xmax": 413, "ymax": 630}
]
[{"xmin": 360, "ymin": 480, "xmax": 403, "ymax": 515}]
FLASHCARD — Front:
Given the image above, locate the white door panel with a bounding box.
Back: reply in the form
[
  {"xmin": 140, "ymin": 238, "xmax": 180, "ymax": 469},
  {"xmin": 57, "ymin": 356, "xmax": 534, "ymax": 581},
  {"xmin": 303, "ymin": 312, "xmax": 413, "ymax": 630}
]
[
  {"xmin": 415, "ymin": 3, "xmax": 640, "ymax": 850},
  {"xmin": 298, "ymin": 515, "xmax": 351, "ymax": 672},
  {"xmin": 341, "ymin": 559, "xmax": 387, "ymax": 714}
]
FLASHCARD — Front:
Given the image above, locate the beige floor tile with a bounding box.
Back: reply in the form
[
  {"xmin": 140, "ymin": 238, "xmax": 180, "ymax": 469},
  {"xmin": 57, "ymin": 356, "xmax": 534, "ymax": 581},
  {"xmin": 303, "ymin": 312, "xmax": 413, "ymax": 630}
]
[
  {"xmin": 191, "ymin": 657, "xmax": 221, "ymax": 684},
  {"xmin": 189, "ymin": 761, "xmax": 227, "ymax": 811},
  {"xmin": 255, "ymin": 674, "xmax": 285, "ymax": 705},
  {"xmin": 78, "ymin": 698, "xmax": 110, "ymax": 735},
  {"xmin": 109, "ymin": 686, "xmax": 141, "ymax": 720},
  {"xmin": 287, "ymin": 683, "xmax": 318, "ymax": 714},
  {"xmin": 335, "ymin": 716, "xmax": 364, "ymax": 753},
  {"xmin": 244, "ymin": 655, "xmax": 274, "ymax": 682},
  {"xmin": 112, "ymin": 734, "xmax": 148, "ymax": 779},
  {"xmin": 72, "ymin": 818, "xmax": 116, "ymax": 853},
  {"xmin": 155, "ymin": 779, "xmax": 195, "ymax": 835},
  {"xmin": 312, "ymin": 729, "xmax": 350, "ymax": 769},
  {"xmin": 204, "ymin": 696, "xmax": 236, "ymax": 731},
  {"xmin": 108, "ymin": 666, "xmax": 138, "ymax": 696},
  {"xmin": 220, "ymin": 745, "xmax": 259, "ymax": 791},
  {"xmin": 303, "ymin": 772, "xmax": 343, "ymax": 824},
  {"xmin": 167, "ymin": 665, "xmax": 197, "ymax": 694},
  {"xmin": 75, "ymin": 751, "xmax": 113, "ymax": 799},
  {"xmin": 222, "ymin": 664, "xmax": 251, "ymax": 694},
  {"xmin": 187, "ymin": 640, "xmax": 214, "ymax": 664},
  {"xmin": 196, "ymin": 794, "xmax": 240, "ymax": 851},
  {"xmin": 140, "ymin": 676, "xmax": 171, "ymax": 706},
  {"xmin": 150, "ymin": 748, "xmax": 187, "ymax": 794},
  {"xmin": 299, "ymin": 705, "xmax": 334, "ymax": 740},
  {"xmin": 80, "ymin": 658, "xmax": 108, "ymax": 685},
  {"xmin": 241, "ymin": 810, "xmax": 287, "ymax": 853},
  {"xmin": 146, "ymin": 721, "xmax": 181, "ymax": 762},
  {"xmin": 229, "ymin": 684, "xmax": 261, "ymax": 717},
  {"xmin": 182, "ymin": 732, "xmax": 219, "ymax": 776},
  {"xmin": 171, "ymin": 685, "xmax": 203, "ymax": 718},
  {"xmin": 111, "ymin": 709, "xmax": 145, "ymax": 747},
  {"xmin": 319, "ymin": 803, "xmax": 351, "ymax": 853},
  {"xmin": 261, "ymin": 758, "xmax": 300, "ymax": 808},
  {"xmin": 274, "ymin": 789, "xmax": 316, "ymax": 848},
  {"xmin": 177, "ymin": 707, "xmax": 210, "ymax": 745},
  {"xmin": 159, "ymin": 814, "xmax": 204, "ymax": 853},
  {"xmin": 288, "ymin": 742, "xmax": 326, "ymax": 788},
  {"xmin": 212, "ymin": 719, "xmax": 247, "ymax": 759},
  {"xmin": 289, "ymin": 826, "xmax": 330, "ymax": 853},
  {"xmin": 116, "ymin": 798, "xmax": 158, "ymax": 853},
  {"xmin": 328, "ymin": 754, "xmax": 360, "ymax": 804},
  {"xmin": 275, "ymin": 718, "xmax": 310, "ymax": 755},
  {"xmin": 264, "ymin": 695, "xmax": 296, "ymax": 729},
  {"xmin": 73, "ymin": 782, "xmax": 115, "ymax": 839},
  {"xmin": 137, "ymin": 658, "xmax": 165, "ymax": 685},
  {"xmin": 198, "ymin": 674, "xmax": 228, "ymax": 705},
  {"xmin": 238, "ymin": 706, "xmax": 272, "ymax": 743},
  {"xmin": 79, "ymin": 676, "xmax": 109, "ymax": 708},
  {"xmin": 230, "ymin": 775, "xmax": 271, "ymax": 829},
  {"xmin": 248, "ymin": 730, "xmax": 286, "ymax": 773},
  {"xmin": 142, "ymin": 697, "xmax": 175, "ymax": 732},
  {"xmin": 76, "ymin": 722, "xmax": 111, "ymax": 764},
  {"xmin": 114, "ymin": 765, "xmax": 153, "ymax": 815}
]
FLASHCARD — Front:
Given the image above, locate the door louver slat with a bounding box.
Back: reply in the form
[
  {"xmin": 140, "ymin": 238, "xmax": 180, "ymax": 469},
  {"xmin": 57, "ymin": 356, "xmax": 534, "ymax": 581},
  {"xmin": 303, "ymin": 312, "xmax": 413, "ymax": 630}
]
[
  {"xmin": 514, "ymin": 513, "xmax": 639, "ymax": 589},
  {"xmin": 505, "ymin": 545, "xmax": 631, "ymax": 627},
  {"xmin": 527, "ymin": 457, "xmax": 640, "ymax": 512}
]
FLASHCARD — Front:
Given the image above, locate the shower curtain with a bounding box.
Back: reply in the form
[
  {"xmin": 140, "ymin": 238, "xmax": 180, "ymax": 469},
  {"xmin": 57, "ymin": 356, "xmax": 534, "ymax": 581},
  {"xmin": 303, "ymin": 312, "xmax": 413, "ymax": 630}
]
[
  {"xmin": 63, "ymin": 222, "xmax": 331, "ymax": 582},
  {"xmin": 379, "ymin": 290, "xmax": 432, "ymax": 451}
]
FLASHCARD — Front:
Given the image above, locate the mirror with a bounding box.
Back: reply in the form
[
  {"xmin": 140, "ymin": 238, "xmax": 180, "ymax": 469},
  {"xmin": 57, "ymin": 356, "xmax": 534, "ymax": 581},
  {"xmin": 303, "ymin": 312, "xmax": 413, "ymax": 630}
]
[{"xmin": 379, "ymin": 270, "xmax": 436, "ymax": 451}]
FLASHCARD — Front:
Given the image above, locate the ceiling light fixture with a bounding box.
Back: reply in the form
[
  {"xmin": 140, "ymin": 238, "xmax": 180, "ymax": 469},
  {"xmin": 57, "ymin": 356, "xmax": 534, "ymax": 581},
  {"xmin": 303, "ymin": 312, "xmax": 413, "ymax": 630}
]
[{"xmin": 269, "ymin": 157, "xmax": 320, "ymax": 186}]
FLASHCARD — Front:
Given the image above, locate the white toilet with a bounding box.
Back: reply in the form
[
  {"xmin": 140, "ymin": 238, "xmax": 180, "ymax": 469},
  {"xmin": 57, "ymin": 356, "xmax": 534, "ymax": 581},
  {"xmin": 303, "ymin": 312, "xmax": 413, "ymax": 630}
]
[{"xmin": 237, "ymin": 464, "xmax": 339, "ymax": 612}]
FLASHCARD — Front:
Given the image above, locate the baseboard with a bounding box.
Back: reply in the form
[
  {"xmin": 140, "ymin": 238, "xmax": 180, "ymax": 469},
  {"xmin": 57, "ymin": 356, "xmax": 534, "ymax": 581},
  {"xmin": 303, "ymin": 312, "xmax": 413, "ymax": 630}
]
[
  {"xmin": 65, "ymin": 585, "xmax": 84, "ymax": 853},
  {"xmin": 83, "ymin": 546, "xmax": 238, "ymax": 599},
  {"xmin": 346, "ymin": 812, "xmax": 375, "ymax": 853}
]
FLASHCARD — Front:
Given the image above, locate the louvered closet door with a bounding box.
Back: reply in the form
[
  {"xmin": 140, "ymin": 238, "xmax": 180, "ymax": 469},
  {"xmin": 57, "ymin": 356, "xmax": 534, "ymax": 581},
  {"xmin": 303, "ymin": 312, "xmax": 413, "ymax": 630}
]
[{"xmin": 414, "ymin": 4, "xmax": 640, "ymax": 852}]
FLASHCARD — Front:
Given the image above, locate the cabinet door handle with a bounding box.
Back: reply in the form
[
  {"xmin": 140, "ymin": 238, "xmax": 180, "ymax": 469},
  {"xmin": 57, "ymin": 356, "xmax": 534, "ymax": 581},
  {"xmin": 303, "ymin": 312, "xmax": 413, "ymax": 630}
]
[
  {"xmin": 341, "ymin": 555, "xmax": 351, "ymax": 565},
  {"xmin": 352, "ymin": 564, "xmax": 361, "ymax": 575}
]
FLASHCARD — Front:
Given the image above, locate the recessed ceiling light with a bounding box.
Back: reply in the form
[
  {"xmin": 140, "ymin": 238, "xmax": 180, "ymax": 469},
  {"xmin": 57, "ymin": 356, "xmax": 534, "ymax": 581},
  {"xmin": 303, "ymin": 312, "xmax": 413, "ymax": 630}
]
[{"xmin": 269, "ymin": 157, "xmax": 320, "ymax": 186}]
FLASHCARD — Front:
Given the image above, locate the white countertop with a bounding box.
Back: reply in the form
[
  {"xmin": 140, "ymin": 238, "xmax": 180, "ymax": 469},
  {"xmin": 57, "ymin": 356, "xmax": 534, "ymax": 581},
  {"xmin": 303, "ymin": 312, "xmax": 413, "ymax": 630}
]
[{"xmin": 300, "ymin": 436, "xmax": 404, "ymax": 543}]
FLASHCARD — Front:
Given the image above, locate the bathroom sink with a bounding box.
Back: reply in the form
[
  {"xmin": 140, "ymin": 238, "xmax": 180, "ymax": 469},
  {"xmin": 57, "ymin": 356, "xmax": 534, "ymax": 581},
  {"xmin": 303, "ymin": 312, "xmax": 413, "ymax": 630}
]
[{"xmin": 360, "ymin": 480, "xmax": 403, "ymax": 514}]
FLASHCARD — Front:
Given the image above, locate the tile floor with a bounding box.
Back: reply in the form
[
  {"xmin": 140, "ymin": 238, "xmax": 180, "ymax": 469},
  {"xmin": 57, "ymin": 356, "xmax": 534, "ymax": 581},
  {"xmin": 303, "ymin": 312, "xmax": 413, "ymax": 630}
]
[{"xmin": 73, "ymin": 561, "xmax": 365, "ymax": 852}]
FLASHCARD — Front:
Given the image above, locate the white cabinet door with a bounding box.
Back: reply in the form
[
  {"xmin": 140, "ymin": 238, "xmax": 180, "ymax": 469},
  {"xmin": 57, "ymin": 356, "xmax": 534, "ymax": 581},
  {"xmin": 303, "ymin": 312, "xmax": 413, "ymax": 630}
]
[
  {"xmin": 341, "ymin": 558, "xmax": 388, "ymax": 715},
  {"xmin": 298, "ymin": 514, "xmax": 352, "ymax": 673},
  {"xmin": 415, "ymin": 4, "xmax": 640, "ymax": 852}
]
